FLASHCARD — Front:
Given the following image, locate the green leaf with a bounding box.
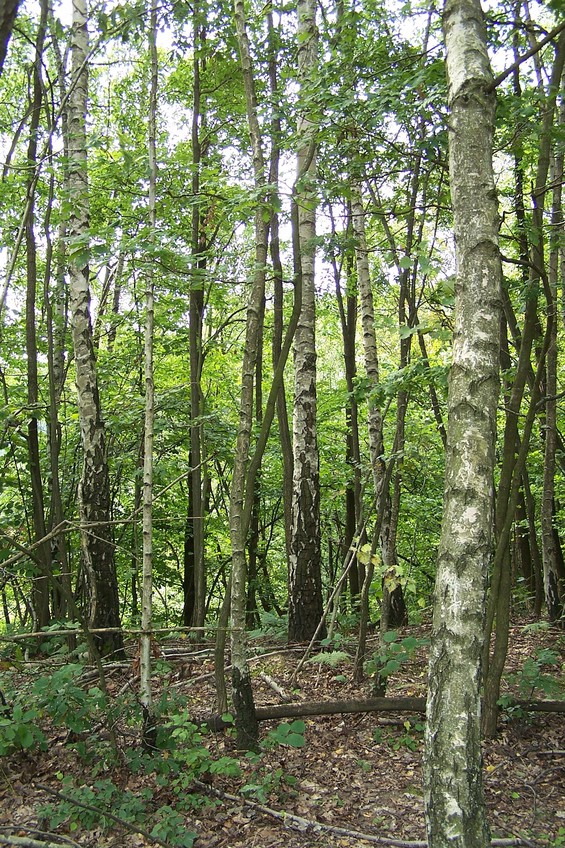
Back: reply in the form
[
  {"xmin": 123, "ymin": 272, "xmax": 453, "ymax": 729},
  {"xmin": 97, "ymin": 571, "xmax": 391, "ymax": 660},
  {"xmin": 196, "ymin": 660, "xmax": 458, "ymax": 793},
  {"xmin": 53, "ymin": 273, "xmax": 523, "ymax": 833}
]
[{"xmin": 383, "ymin": 630, "xmax": 398, "ymax": 643}]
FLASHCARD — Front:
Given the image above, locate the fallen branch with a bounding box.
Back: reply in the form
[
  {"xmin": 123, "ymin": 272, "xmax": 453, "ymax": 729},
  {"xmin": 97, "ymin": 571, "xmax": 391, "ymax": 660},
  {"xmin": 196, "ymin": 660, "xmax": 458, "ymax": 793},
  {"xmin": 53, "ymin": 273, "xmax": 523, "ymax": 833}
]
[
  {"xmin": 258, "ymin": 671, "xmax": 294, "ymax": 702},
  {"xmin": 193, "ymin": 779, "xmax": 525, "ymax": 847},
  {"xmin": 0, "ymin": 834, "xmax": 81, "ymax": 848},
  {"xmin": 201, "ymin": 696, "xmax": 565, "ymax": 730},
  {"xmin": 202, "ymin": 696, "xmax": 426, "ymax": 728}
]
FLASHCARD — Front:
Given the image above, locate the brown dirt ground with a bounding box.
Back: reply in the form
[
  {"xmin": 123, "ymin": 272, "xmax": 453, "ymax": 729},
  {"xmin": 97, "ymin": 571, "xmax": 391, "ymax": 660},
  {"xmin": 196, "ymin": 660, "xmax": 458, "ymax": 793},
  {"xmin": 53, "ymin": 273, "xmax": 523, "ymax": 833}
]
[{"xmin": 0, "ymin": 619, "xmax": 564, "ymax": 848}]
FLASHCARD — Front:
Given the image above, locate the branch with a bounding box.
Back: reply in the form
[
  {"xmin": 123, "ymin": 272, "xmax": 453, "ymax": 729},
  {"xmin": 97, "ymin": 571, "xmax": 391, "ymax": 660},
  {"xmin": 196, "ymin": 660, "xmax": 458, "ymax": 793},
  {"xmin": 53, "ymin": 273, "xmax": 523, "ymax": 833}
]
[
  {"xmin": 193, "ymin": 780, "xmax": 526, "ymax": 847},
  {"xmin": 0, "ymin": 829, "xmax": 82, "ymax": 848},
  {"xmin": 488, "ymin": 21, "xmax": 565, "ymax": 91}
]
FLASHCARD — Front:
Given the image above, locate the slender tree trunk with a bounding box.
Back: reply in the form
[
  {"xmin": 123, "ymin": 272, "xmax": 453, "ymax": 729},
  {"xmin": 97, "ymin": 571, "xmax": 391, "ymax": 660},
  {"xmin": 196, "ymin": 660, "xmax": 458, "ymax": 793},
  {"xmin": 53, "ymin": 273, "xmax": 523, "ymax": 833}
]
[
  {"xmin": 25, "ymin": 0, "xmax": 51, "ymax": 631},
  {"xmin": 66, "ymin": 0, "xmax": 123, "ymax": 658},
  {"xmin": 46, "ymin": 15, "xmax": 71, "ymax": 623},
  {"xmin": 333, "ymin": 240, "xmax": 362, "ymax": 606},
  {"xmin": 423, "ymin": 3, "xmax": 501, "ymax": 846},
  {"xmin": 139, "ymin": 0, "xmax": 158, "ymax": 748},
  {"xmin": 0, "ymin": 0, "xmax": 20, "ymax": 73},
  {"xmin": 542, "ymin": 86, "xmax": 564, "ymax": 623},
  {"xmin": 288, "ymin": 0, "xmax": 325, "ymax": 643},
  {"xmin": 268, "ymin": 9, "xmax": 293, "ymax": 568},
  {"xmin": 229, "ymin": 0, "xmax": 270, "ymax": 749},
  {"xmin": 186, "ymin": 0, "xmax": 207, "ymax": 630}
]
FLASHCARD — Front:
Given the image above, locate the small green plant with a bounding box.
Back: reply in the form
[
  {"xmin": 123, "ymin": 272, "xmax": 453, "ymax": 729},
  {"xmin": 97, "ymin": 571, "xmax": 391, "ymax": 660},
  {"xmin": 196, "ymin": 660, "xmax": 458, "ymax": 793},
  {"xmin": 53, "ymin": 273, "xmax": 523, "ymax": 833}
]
[
  {"xmin": 241, "ymin": 765, "xmax": 297, "ymax": 803},
  {"xmin": 365, "ymin": 631, "xmax": 428, "ymax": 693},
  {"xmin": 0, "ymin": 701, "xmax": 46, "ymax": 755},
  {"xmin": 507, "ymin": 648, "xmax": 563, "ymax": 699},
  {"xmin": 308, "ymin": 649, "xmax": 350, "ymax": 668},
  {"xmin": 390, "ymin": 719, "xmax": 425, "ymax": 752},
  {"xmin": 265, "ymin": 719, "xmax": 306, "ymax": 749},
  {"xmin": 32, "ymin": 663, "xmax": 106, "ymax": 733},
  {"xmin": 159, "ymin": 710, "xmax": 242, "ymax": 781},
  {"xmin": 38, "ymin": 775, "xmax": 198, "ymax": 847}
]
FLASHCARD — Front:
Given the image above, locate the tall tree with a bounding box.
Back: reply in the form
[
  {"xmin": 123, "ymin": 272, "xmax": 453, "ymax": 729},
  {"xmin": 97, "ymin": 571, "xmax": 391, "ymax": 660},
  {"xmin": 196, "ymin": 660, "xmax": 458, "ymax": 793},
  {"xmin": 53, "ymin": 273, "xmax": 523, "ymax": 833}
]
[
  {"xmin": 229, "ymin": 0, "xmax": 270, "ymax": 749},
  {"xmin": 66, "ymin": 0, "xmax": 123, "ymax": 658},
  {"xmin": 184, "ymin": 0, "xmax": 207, "ymax": 630},
  {"xmin": 140, "ymin": 0, "xmax": 158, "ymax": 747},
  {"xmin": 423, "ymin": 1, "xmax": 501, "ymax": 846},
  {"xmin": 288, "ymin": 0, "xmax": 325, "ymax": 643},
  {"xmin": 25, "ymin": 0, "xmax": 51, "ymax": 630}
]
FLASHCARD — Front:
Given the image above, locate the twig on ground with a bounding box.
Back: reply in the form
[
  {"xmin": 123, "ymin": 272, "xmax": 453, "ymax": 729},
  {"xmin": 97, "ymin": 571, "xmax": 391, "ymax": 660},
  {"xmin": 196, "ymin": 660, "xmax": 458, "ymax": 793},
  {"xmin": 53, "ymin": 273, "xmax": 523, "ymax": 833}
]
[
  {"xmin": 0, "ymin": 830, "xmax": 82, "ymax": 848},
  {"xmin": 258, "ymin": 671, "xmax": 294, "ymax": 702},
  {"xmin": 192, "ymin": 780, "xmax": 526, "ymax": 847}
]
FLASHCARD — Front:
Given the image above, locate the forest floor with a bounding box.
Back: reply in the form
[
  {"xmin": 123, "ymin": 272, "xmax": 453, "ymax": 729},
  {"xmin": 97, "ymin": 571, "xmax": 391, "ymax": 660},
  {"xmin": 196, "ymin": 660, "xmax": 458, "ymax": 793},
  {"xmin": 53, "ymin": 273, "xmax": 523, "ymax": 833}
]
[{"xmin": 0, "ymin": 617, "xmax": 564, "ymax": 848}]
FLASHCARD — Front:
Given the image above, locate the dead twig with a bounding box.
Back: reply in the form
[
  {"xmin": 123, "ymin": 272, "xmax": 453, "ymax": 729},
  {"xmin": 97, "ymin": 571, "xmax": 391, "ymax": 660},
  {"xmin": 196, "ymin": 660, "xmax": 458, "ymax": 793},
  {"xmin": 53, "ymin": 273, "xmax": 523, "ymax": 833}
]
[
  {"xmin": 0, "ymin": 829, "xmax": 82, "ymax": 848},
  {"xmin": 192, "ymin": 780, "xmax": 527, "ymax": 847}
]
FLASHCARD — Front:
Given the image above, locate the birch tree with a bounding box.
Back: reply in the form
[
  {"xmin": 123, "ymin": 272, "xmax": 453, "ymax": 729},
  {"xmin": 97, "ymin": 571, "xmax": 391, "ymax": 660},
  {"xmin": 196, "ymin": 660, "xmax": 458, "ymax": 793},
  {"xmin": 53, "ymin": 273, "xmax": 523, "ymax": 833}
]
[
  {"xmin": 139, "ymin": 0, "xmax": 158, "ymax": 747},
  {"xmin": 423, "ymin": 0, "xmax": 501, "ymax": 845},
  {"xmin": 66, "ymin": 0, "xmax": 123, "ymax": 658},
  {"xmin": 288, "ymin": 0, "xmax": 324, "ymax": 643}
]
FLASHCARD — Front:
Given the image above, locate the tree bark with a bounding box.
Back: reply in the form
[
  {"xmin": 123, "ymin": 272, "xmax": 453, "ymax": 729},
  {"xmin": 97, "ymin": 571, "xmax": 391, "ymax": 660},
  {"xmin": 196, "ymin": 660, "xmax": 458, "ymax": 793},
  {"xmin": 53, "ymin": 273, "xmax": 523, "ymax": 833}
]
[
  {"xmin": 0, "ymin": 0, "xmax": 20, "ymax": 73},
  {"xmin": 25, "ymin": 0, "xmax": 51, "ymax": 631},
  {"xmin": 423, "ymin": 2, "xmax": 501, "ymax": 846},
  {"xmin": 185, "ymin": 0, "xmax": 207, "ymax": 630},
  {"xmin": 288, "ymin": 0, "xmax": 325, "ymax": 644},
  {"xmin": 230, "ymin": 0, "xmax": 270, "ymax": 749},
  {"xmin": 66, "ymin": 0, "xmax": 123, "ymax": 659},
  {"xmin": 139, "ymin": 0, "xmax": 158, "ymax": 749},
  {"xmin": 541, "ymin": 76, "xmax": 564, "ymax": 624}
]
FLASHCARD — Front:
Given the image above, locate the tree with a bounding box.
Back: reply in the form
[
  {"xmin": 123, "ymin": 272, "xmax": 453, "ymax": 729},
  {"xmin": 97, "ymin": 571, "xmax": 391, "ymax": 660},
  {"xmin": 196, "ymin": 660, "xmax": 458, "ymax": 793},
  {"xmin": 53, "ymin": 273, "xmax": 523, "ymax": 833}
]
[
  {"xmin": 66, "ymin": 0, "xmax": 124, "ymax": 659},
  {"xmin": 423, "ymin": 0, "xmax": 501, "ymax": 846},
  {"xmin": 25, "ymin": 0, "xmax": 51, "ymax": 631},
  {"xmin": 0, "ymin": 0, "xmax": 20, "ymax": 73},
  {"xmin": 288, "ymin": 0, "xmax": 325, "ymax": 644},
  {"xmin": 139, "ymin": 0, "xmax": 158, "ymax": 748}
]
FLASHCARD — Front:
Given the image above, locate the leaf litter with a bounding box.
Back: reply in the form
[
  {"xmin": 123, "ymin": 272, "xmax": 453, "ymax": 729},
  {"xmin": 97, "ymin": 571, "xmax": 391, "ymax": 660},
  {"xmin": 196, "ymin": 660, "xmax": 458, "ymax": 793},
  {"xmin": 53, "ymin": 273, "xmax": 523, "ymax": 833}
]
[{"xmin": 0, "ymin": 619, "xmax": 563, "ymax": 847}]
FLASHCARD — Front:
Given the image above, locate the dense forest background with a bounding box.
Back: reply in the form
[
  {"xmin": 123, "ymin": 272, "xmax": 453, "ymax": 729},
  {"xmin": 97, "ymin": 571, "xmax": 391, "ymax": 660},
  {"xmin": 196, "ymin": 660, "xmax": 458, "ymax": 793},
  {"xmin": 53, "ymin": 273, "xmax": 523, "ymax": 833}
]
[
  {"xmin": 0, "ymin": 0, "xmax": 564, "ymax": 845},
  {"xmin": 0, "ymin": 0, "xmax": 563, "ymax": 730}
]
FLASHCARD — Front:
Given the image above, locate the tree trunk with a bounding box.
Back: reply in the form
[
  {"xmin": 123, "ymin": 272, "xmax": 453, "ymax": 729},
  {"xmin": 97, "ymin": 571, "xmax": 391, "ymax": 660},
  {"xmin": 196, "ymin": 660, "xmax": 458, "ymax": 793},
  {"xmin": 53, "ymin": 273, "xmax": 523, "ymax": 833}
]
[
  {"xmin": 482, "ymin": 30, "xmax": 565, "ymax": 731},
  {"xmin": 541, "ymin": 82, "xmax": 564, "ymax": 624},
  {"xmin": 333, "ymin": 240, "xmax": 362, "ymax": 607},
  {"xmin": 267, "ymin": 9, "xmax": 293, "ymax": 569},
  {"xmin": 288, "ymin": 0, "xmax": 325, "ymax": 644},
  {"xmin": 66, "ymin": 0, "xmax": 123, "ymax": 659},
  {"xmin": 25, "ymin": 0, "xmax": 51, "ymax": 631},
  {"xmin": 423, "ymin": 3, "xmax": 501, "ymax": 846},
  {"xmin": 229, "ymin": 0, "xmax": 270, "ymax": 750},
  {"xmin": 0, "ymin": 0, "xmax": 20, "ymax": 73},
  {"xmin": 186, "ymin": 0, "xmax": 207, "ymax": 630},
  {"xmin": 139, "ymin": 0, "xmax": 158, "ymax": 749}
]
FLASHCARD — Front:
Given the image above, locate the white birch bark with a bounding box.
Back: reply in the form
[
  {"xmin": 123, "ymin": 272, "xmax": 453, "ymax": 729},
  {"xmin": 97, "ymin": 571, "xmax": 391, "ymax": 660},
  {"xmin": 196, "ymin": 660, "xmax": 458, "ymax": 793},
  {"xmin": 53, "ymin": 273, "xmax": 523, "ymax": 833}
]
[
  {"xmin": 423, "ymin": 1, "xmax": 501, "ymax": 845},
  {"xmin": 140, "ymin": 0, "xmax": 158, "ymax": 738},
  {"xmin": 288, "ymin": 0, "xmax": 324, "ymax": 643},
  {"xmin": 67, "ymin": 0, "xmax": 123, "ymax": 657}
]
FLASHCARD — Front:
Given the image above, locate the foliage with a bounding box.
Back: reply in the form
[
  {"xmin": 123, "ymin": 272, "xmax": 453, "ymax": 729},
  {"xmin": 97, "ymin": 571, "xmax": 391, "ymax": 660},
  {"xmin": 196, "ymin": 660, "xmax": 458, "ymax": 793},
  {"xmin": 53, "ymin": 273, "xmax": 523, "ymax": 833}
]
[
  {"xmin": 38, "ymin": 774, "xmax": 198, "ymax": 848},
  {"xmin": 365, "ymin": 631, "xmax": 428, "ymax": 682},
  {"xmin": 241, "ymin": 762, "xmax": 298, "ymax": 804},
  {"xmin": 506, "ymin": 648, "xmax": 564, "ymax": 700},
  {"xmin": 0, "ymin": 700, "xmax": 46, "ymax": 756},
  {"xmin": 264, "ymin": 719, "xmax": 306, "ymax": 749}
]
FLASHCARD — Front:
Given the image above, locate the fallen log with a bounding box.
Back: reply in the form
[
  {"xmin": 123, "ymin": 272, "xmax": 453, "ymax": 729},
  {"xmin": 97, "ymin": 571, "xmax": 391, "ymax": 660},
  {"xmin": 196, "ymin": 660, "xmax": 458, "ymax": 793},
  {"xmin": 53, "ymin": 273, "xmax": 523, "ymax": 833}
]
[
  {"xmin": 203, "ymin": 696, "xmax": 426, "ymax": 729},
  {"xmin": 201, "ymin": 696, "xmax": 565, "ymax": 730}
]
